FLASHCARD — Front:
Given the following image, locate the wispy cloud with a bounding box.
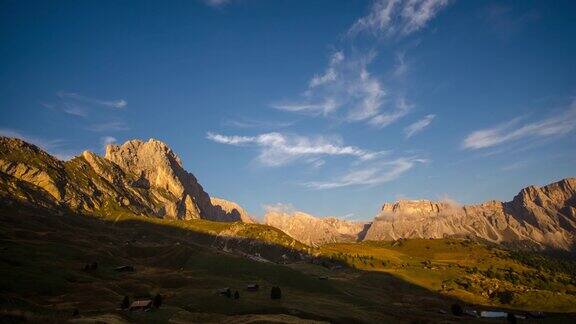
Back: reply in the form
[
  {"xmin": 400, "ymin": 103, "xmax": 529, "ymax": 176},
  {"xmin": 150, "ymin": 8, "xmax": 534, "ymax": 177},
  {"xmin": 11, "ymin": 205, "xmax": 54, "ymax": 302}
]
[
  {"xmin": 482, "ymin": 3, "xmax": 540, "ymax": 40},
  {"xmin": 369, "ymin": 96, "xmax": 412, "ymax": 128},
  {"xmin": 302, "ymin": 157, "xmax": 427, "ymax": 189},
  {"xmin": 273, "ymin": 1, "xmax": 449, "ymax": 128},
  {"xmin": 207, "ymin": 131, "xmax": 382, "ymax": 167},
  {"xmin": 43, "ymin": 91, "xmax": 128, "ymax": 118},
  {"xmin": 404, "ymin": 114, "xmax": 435, "ymax": 138},
  {"xmin": 223, "ymin": 117, "xmax": 294, "ymax": 129},
  {"xmin": 463, "ymin": 100, "xmax": 576, "ymax": 150},
  {"xmin": 203, "ymin": 0, "xmax": 231, "ymax": 7},
  {"xmin": 393, "ymin": 51, "xmax": 408, "ymax": 78},
  {"xmin": 0, "ymin": 128, "xmax": 75, "ymax": 160},
  {"xmin": 86, "ymin": 121, "xmax": 130, "ymax": 132},
  {"xmin": 348, "ymin": 0, "xmax": 451, "ymax": 38},
  {"xmin": 57, "ymin": 91, "xmax": 127, "ymax": 109},
  {"xmin": 273, "ymin": 51, "xmax": 405, "ymax": 127},
  {"xmin": 500, "ymin": 161, "xmax": 527, "ymax": 172},
  {"xmin": 263, "ymin": 202, "xmax": 296, "ymax": 214},
  {"xmin": 100, "ymin": 136, "xmax": 117, "ymax": 148}
]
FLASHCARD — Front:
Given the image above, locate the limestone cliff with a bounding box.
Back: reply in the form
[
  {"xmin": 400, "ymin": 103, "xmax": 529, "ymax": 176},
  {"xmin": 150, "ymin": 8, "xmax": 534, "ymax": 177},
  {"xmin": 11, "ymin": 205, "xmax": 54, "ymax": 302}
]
[
  {"xmin": 365, "ymin": 178, "xmax": 576, "ymax": 250},
  {"xmin": 0, "ymin": 137, "xmax": 248, "ymax": 223},
  {"xmin": 264, "ymin": 210, "xmax": 368, "ymax": 246},
  {"xmin": 262, "ymin": 178, "xmax": 576, "ymax": 250},
  {"xmin": 210, "ymin": 197, "xmax": 254, "ymax": 223}
]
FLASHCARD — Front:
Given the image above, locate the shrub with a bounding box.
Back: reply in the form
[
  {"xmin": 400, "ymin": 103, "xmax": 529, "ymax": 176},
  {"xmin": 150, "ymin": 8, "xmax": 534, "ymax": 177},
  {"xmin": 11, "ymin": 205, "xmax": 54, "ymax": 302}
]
[
  {"xmin": 451, "ymin": 303, "xmax": 463, "ymax": 316},
  {"xmin": 153, "ymin": 293, "xmax": 162, "ymax": 308},
  {"xmin": 271, "ymin": 286, "xmax": 282, "ymax": 300},
  {"xmin": 120, "ymin": 296, "xmax": 130, "ymax": 310},
  {"xmin": 496, "ymin": 290, "xmax": 514, "ymax": 304}
]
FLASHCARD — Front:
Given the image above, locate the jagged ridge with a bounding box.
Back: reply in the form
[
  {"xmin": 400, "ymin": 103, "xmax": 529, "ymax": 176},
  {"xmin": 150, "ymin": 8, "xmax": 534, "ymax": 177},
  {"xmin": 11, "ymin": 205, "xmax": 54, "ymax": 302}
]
[
  {"xmin": 265, "ymin": 179, "xmax": 576, "ymax": 250},
  {"xmin": 0, "ymin": 137, "xmax": 249, "ymax": 223}
]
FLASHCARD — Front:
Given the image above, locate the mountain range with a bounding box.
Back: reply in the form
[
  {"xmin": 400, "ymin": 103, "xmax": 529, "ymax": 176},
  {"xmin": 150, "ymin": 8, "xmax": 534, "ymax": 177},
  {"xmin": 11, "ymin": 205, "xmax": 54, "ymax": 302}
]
[
  {"xmin": 1, "ymin": 136, "xmax": 575, "ymax": 251},
  {"xmin": 0, "ymin": 137, "xmax": 249, "ymax": 223},
  {"xmin": 266, "ymin": 179, "xmax": 576, "ymax": 250}
]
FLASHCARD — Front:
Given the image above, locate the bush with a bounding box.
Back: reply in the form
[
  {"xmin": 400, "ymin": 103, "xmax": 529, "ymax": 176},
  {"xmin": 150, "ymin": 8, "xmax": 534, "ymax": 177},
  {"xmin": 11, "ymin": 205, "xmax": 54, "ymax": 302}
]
[
  {"xmin": 153, "ymin": 293, "xmax": 162, "ymax": 308},
  {"xmin": 120, "ymin": 296, "xmax": 130, "ymax": 310},
  {"xmin": 496, "ymin": 290, "xmax": 514, "ymax": 304},
  {"xmin": 451, "ymin": 303, "xmax": 463, "ymax": 316},
  {"xmin": 271, "ymin": 286, "xmax": 282, "ymax": 300}
]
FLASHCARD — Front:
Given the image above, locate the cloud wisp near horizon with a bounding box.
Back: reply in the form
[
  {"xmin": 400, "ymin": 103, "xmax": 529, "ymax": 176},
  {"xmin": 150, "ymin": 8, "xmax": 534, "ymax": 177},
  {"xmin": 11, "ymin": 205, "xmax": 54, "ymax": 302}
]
[
  {"xmin": 206, "ymin": 131, "xmax": 384, "ymax": 167},
  {"xmin": 463, "ymin": 99, "xmax": 576, "ymax": 150}
]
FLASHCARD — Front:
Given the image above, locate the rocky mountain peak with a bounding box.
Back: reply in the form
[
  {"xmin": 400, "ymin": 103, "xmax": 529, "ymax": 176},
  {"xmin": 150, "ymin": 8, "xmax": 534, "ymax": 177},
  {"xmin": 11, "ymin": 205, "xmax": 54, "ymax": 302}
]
[
  {"xmin": 0, "ymin": 136, "xmax": 250, "ymax": 223},
  {"xmin": 379, "ymin": 199, "xmax": 455, "ymax": 219},
  {"xmin": 264, "ymin": 210, "xmax": 368, "ymax": 246}
]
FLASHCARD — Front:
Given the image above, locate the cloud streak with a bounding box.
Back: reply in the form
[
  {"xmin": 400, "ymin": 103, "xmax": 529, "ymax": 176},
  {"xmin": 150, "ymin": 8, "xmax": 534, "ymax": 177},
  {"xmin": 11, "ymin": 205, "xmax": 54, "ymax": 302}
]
[
  {"xmin": 207, "ymin": 132, "xmax": 382, "ymax": 166},
  {"xmin": 57, "ymin": 91, "xmax": 127, "ymax": 109},
  {"xmin": 463, "ymin": 100, "xmax": 576, "ymax": 150},
  {"xmin": 203, "ymin": 0, "xmax": 231, "ymax": 7},
  {"xmin": 273, "ymin": 1, "xmax": 450, "ymax": 128},
  {"xmin": 404, "ymin": 114, "xmax": 435, "ymax": 138},
  {"xmin": 273, "ymin": 51, "xmax": 407, "ymax": 128},
  {"xmin": 348, "ymin": 0, "xmax": 451, "ymax": 38},
  {"xmin": 302, "ymin": 157, "xmax": 427, "ymax": 189}
]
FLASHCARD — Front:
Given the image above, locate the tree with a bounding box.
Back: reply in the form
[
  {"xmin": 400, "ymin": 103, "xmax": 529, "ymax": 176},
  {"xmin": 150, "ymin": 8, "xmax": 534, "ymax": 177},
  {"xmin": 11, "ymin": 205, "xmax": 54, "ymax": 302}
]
[
  {"xmin": 120, "ymin": 296, "xmax": 130, "ymax": 310},
  {"xmin": 271, "ymin": 286, "xmax": 282, "ymax": 300},
  {"xmin": 451, "ymin": 303, "xmax": 463, "ymax": 316},
  {"xmin": 153, "ymin": 293, "xmax": 162, "ymax": 308},
  {"xmin": 496, "ymin": 290, "xmax": 514, "ymax": 304}
]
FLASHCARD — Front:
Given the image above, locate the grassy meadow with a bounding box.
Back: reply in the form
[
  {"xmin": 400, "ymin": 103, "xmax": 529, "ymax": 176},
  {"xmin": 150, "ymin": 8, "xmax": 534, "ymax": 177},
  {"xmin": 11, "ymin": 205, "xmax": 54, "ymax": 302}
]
[{"xmin": 1, "ymin": 204, "xmax": 576, "ymax": 323}]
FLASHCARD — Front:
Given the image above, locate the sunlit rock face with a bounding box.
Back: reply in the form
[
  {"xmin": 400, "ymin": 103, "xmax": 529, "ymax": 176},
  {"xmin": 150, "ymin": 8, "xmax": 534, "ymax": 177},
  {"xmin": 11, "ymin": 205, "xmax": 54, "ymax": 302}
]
[
  {"xmin": 365, "ymin": 178, "xmax": 576, "ymax": 250},
  {"xmin": 210, "ymin": 197, "xmax": 254, "ymax": 223},
  {"xmin": 264, "ymin": 210, "xmax": 369, "ymax": 246},
  {"xmin": 0, "ymin": 136, "xmax": 249, "ymax": 223}
]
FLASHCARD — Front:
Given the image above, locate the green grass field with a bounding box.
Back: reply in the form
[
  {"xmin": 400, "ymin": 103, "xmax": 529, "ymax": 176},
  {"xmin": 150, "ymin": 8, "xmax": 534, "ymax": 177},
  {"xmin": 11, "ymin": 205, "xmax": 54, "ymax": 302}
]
[
  {"xmin": 320, "ymin": 239, "xmax": 576, "ymax": 312},
  {"xmin": 1, "ymin": 205, "xmax": 576, "ymax": 323}
]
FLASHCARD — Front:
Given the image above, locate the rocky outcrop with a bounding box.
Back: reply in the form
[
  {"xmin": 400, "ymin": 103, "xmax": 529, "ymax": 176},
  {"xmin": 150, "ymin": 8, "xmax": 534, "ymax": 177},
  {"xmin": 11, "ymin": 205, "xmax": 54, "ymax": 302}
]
[
  {"xmin": 365, "ymin": 178, "xmax": 576, "ymax": 250},
  {"xmin": 264, "ymin": 210, "xmax": 368, "ymax": 246},
  {"xmin": 261, "ymin": 179, "xmax": 576, "ymax": 250},
  {"xmin": 0, "ymin": 137, "xmax": 250, "ymax": 223},
  {"xmin": 211, "ymin": 197, "xmax": 254, "ymax": 223}
]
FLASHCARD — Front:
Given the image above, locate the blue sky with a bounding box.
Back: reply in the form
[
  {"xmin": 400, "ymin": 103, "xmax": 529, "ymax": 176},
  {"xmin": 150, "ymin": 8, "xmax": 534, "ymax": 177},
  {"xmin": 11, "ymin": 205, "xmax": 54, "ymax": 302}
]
[{"xmin": 1, "ymin": 0, "xmax": 575, "ymax": 221}]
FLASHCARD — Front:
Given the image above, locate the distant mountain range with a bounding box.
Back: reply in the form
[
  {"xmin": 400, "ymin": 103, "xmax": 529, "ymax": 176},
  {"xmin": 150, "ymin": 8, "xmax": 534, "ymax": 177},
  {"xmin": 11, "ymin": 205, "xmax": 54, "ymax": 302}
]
[
  {"xmin": 1, "ymin": 136, "xmax": 575, "ymax": 251},
  {"xmin": 265, "ymin": 178, "xmax": 576, "ymax": 250}
]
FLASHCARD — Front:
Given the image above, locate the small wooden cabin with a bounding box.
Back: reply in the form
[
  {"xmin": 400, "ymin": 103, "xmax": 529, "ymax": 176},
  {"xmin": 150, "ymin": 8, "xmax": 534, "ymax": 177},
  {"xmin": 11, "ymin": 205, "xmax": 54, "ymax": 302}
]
[
  {"xmin": 246, "ymin": 284, "xmax": 259, "ymax": 292},
  {"xmin": 129, "ymin": 300, "xmax": 152, "ymax": 311},
  {"xmin": 115, "ymin": 265, "xmax": 135, "ymax": 272}
]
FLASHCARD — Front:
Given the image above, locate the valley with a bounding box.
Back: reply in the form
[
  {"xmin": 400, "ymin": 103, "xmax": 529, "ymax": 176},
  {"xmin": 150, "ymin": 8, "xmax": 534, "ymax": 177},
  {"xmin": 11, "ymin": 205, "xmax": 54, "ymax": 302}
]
[{"xmin": 1, "ymin": 136, "xmax": 576, "ymax": 323}]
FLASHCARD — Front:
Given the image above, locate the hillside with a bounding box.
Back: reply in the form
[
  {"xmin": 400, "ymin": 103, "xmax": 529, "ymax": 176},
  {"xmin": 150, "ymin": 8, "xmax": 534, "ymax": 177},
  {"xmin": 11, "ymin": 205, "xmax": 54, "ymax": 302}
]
[
  {"xmin": 2, "ymin": 136, "xmax": 576, "ymax": 321},
  {"xmin": 264, "ymin": 210, "xmax": 369, "ymax": 246},
  {"xmin": 265, "ymin": 178, "xmax": 576, "ymax": 251},
  {"xmin": 0, "ymin": 137, "xmax": 248, "ymax": 222},
  {"xmin": 366, "ymin": 178, "xmax": 576, "ymax": 250},
  {"xmin": 321, "ymin": 239, "xmax": 576, "ymax": 313}
]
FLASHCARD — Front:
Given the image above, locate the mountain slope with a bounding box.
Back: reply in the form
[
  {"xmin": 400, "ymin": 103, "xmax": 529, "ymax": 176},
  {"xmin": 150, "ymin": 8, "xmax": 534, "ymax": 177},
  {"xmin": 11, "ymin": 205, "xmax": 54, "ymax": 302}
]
[
  {"xmin": 264, "ymin": 210, "xmax": 369, "ymax": 246},
  {"xmin": 0, "ymin": 137, "xmax": 247, "ymax": 222},
  {"xmin": 366, "ymin": 178, "xmax": 576, "ymax": 250},
  {"xmin": 264, "ymin": 178, "xmax": 576, "ymax": 250}
]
